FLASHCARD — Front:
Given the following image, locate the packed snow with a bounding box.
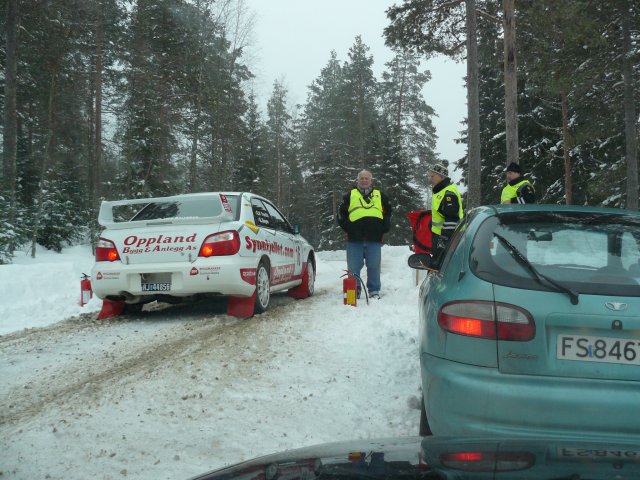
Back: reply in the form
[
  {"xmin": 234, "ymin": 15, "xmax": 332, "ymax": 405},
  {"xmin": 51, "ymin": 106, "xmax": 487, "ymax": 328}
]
[{"xmin": 0, "ymin": 244, "xmax": 425, "ymax": 480}]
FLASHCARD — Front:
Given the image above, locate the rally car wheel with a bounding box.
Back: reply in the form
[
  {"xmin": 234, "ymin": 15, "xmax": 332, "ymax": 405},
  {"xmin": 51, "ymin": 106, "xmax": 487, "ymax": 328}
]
[
  {"xmin": 306, "ymin": 259, "xmax": 315, "ymax": 297},
  {"xmin": 255, "ymin": 261, "xmax": 270, "ymax": 313}
]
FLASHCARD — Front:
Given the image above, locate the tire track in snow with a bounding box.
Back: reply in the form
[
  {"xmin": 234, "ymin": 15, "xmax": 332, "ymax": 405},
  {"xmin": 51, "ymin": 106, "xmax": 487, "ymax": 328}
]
[{"xmin": 0, "ymin": 293, "xmax": 326, "ymax": 429}]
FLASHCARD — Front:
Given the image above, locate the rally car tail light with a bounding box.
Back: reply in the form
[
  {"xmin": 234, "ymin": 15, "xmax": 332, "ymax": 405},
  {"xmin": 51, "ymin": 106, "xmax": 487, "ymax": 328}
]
[
  {"xmin": 199, "ymin": 230, "xmax": 240, "ymax": 257},
  {"xmin": 95, "ymin": 238, "xmax": 121, "ymax": 262},
  {"xmin": 438, "ymin": 301, "xmax": 535, "ymax": 341}
]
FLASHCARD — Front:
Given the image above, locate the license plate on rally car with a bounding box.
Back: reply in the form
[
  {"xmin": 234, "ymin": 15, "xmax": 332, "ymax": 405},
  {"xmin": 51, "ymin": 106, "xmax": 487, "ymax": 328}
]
[
  {"xmin": 141, "ymin": 282, "xmax": 171, "ymax": 292},
  {"xmin": 557, "ymin": 334, "xmax": 640, "ymax": 366},
  {"xmin": 140, "ymin": 273, "xmax": 171, "ymax": 292}
]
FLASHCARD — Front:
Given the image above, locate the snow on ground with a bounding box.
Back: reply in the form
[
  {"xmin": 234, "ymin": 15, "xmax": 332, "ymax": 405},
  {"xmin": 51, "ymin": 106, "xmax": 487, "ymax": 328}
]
[
  {"xmin": 0, "ymin": 244, "xmax": 425, "ymax": 480},
  {"xmin": 0, "ymin": 245, "xmax": 103, "ymax": 335}
]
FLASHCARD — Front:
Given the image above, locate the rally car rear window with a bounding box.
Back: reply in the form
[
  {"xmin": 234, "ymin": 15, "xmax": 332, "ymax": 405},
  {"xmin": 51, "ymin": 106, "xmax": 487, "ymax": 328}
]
[{"xmin": 127, "ymin": 195, "xmax": 238, "ymax": 221}]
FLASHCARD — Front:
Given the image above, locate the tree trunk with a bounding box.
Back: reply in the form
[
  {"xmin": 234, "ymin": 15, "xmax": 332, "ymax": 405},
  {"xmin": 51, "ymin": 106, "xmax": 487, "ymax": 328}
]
[
  {"xmin": 395, "ymin": 56, "xmax": 407, "ymax": 147},
  {"xmin": 275, "ymin": 102, "xmax": 282, "ymax": 206},
  {"xmin": 503, "ymin": 0, "xmax": 519, "ymax": 167},
  {"xmin": 189, "ymin": 118, "xmax": 201, "ymax": 193},
  {"xmin": 94, "ymin": 1, "xmax": 103, "ymax": 214},
  {"xmin": 560, "ymin": 91, "xmax": 573, "ymax": 205},
  {"xmin": 31, "ymin": 73, "xmax": 57, "ymax": 258},
  {"xmin": 358, "ymin": 84, "xmax": 365, "ymax": 168},
  {"xmin": 622, "ymin": 8, "xmax": 638, "ymax": 210},
  {"xmin": 465, "ymin": 0, "xmax": 482, "ymax": 209},
  {"xmin": 3, "ymin": 0, "xmax": 18, "ymax": 221},
  {"xmin": 89, "ymin": 0, "xmax": 104, "ymax": 251}
]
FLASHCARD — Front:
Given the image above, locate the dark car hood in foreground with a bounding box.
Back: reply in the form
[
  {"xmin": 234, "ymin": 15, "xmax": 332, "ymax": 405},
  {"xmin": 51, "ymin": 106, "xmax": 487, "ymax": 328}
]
[{"xmin": 191, "ymin": 436, "xmax": 640, "ymax": 480}]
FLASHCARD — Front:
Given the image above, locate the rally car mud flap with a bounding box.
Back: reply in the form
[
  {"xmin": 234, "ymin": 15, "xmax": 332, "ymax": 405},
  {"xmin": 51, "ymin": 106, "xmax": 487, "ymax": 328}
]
[
  {"xmin": 227, "ymin": 292, "xmax": 256, "ymax": 318},
  {"xmin": 97, "ymin": 299, "xmax": 126, "ymax": 319},
  {"xmin": 287, "ymin": 263, "xmax": 309, "ymax": 299}
]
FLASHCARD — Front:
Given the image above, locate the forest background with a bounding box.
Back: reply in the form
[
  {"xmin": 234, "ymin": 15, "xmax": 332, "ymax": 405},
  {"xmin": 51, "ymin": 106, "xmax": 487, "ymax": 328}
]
[{"xmin": 1, "ymin": 0, "xmax": 638, "ymax": 263}]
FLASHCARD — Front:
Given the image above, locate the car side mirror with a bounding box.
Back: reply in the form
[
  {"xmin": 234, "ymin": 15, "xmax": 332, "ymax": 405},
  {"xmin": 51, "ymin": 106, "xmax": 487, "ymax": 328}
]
[
  {"xmin": 293, "ymin": 224, "xmax": 300, "ymax": 235},
  {"xmin": 408, "ymin": 253, "xmax": 433, "ymax": 270}
]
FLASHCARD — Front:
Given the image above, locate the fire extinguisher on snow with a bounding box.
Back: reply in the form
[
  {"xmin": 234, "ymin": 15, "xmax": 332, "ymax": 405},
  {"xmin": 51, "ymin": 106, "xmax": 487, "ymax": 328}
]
[
  {"xmin": 343, "ymin": 271, "xmax": 358, "ymax": 306},
  {"xmin": 341, "ymin": 270, "xmax": 366, "ymax": 307},
  {"xmin": 80, "ymin": 273, "xmax": 93, "ymax": 306}
]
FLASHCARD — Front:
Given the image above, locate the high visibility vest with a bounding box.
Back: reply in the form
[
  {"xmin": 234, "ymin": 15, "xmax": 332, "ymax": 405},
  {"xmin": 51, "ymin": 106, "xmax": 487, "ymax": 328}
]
[
  {"xmin": 431, "ymin": 184, "xmax": 463, "ymax": 235},
  {"xmin": 348, "ymin": 189, "xmax": 384, "ymax": 222},
  {"xmin": 501, "ymin": 179, "xmax": 533, "ymax": 204}
]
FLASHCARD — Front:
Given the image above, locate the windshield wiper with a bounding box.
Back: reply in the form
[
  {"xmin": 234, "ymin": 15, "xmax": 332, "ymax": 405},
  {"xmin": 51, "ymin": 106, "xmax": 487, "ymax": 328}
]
[{"xmin": 493, "ymin": 232, "xmax": 579, "ymax": 305}]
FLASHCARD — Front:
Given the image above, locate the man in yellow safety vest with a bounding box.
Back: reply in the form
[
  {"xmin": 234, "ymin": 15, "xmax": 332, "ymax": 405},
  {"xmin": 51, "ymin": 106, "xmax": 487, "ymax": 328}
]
[
  {"xmin": 429, "ymin": 163, "xmax": 463, "ymax": 267},
  {"xmin": 337, "ymin": 169, "xmax": 392, "ymax": 299},
  {"xmin": 501, "ymin": 162, "xmax": 536, "ymax": 204}
]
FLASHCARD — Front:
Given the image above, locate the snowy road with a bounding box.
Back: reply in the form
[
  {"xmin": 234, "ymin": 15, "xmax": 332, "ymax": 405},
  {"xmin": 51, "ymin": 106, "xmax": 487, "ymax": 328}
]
[{"xmin": 0, "ymin": 248, "xmax": 422, "ymax": 480}]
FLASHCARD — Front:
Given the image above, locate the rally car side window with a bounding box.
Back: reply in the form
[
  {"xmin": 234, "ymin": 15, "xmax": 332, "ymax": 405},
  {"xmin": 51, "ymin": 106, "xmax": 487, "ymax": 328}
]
[
  {"xmin": 251, "ymin": 198, "xmax": 272, "ymax": 228},
  {"xmin": 262, "ymin": 201, "xmax": 293, "ymax": 233}
]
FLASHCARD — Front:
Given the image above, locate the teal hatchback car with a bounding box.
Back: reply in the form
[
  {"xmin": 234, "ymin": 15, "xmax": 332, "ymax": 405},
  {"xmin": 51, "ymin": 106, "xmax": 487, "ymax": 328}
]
[{"xmin": 409, "ymin": 204, "xmax": 640, "ymax": 439}]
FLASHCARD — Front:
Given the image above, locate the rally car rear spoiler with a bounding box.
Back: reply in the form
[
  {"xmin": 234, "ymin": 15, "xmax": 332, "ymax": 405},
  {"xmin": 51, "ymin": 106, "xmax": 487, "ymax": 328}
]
[{"xmin": 98, "ymin": 195, "xmax": 234, "ymax": 230}]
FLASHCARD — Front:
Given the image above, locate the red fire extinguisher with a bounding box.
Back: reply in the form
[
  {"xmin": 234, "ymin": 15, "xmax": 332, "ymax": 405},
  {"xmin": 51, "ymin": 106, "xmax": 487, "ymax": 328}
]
[
  {"xmin": 80, "ymin": 273, "xmax": 93, "ymax": 306},
  {"xmin": 342, "ymin": 270, "xmax": 361, "ymax": 307}
]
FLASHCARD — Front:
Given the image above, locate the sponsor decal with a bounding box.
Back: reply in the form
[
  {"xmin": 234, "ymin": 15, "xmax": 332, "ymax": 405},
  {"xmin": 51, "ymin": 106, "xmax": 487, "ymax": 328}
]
[
  {"xmin": 254, "ymin": 208, "xmax": 271, "ymax": 226},
  {"xmin": 123, "ymin": 233, "xmax": 197, "ymax": 248},
  {"xmin": 198, "ymin": 266, "xmax": 221, "ymax": 275},
  {"xmin": 295, "ymin": 244, "xmax": 302, "ymax": 267},
  {"xmin": 271, "ymin": 264, "xmax": 295, "ymax": 284},
  {"xmin": 190, "ymin": 267, "xmax": 199, "ymax": 276},
  {"xmin": 122, "ymin": 244, "xmax": 197, "ymax": 255},
  {"xmin": 240, "ymin": 268, "xmax": 257, "ymax": 285},
  {"xmin": 244, "ymin": 236, "xmax": 294, "ymax": 257},
  {"xmin": 96, "ymin": 271, "xmax": 119, "ymax": 280},
  {"xmin": 220, "ymin": 194, "xmax": 232, "ymax": 213}
]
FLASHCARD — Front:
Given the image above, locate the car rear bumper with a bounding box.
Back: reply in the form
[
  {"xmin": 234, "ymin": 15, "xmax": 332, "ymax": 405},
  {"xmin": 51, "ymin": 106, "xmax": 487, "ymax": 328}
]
[
  {"xmin": 91, "ymin": 257, "xmax": 258, "ymax": 299},
  {"xmin": 422, "ymin": 353, "xmax": 640, "ymax": 440}
]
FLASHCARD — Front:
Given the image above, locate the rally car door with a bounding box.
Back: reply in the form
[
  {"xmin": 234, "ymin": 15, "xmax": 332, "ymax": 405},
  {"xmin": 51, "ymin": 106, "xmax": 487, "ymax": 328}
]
[
  {"xmin": 258, "ymin": 200, "xmax": 299, "ymax": 285},
  {"xmin": 250, "ymin": 198, "xmax": 291, "ymax": 285}
]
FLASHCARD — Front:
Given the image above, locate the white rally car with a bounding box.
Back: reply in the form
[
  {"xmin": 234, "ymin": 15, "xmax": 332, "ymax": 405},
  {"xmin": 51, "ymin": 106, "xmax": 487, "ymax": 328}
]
[{"xmin": 91, "ymin": 192, "xmax": 315, "ymax": 317}]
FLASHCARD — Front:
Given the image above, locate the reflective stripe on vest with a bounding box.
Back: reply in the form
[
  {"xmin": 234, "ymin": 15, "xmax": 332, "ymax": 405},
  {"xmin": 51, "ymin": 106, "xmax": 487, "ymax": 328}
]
[
  {"xmin": 501, "ymin": 179, "xmax": 532, "ymax": 204},
  {"xmin": 348, "ymin": 189, "xmax": 384, "ymax": 222},
  {"xmin": 431, "ymin": 185, "xmax": 463, "ymax": 235}
]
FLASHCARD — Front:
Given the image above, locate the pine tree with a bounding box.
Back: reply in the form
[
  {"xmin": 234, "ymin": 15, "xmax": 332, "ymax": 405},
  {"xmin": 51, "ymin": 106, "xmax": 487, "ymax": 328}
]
[
  {"xmin": 379, "ymin": 49, "xmax": 438, "ymax": 187},
  {"xmin": 233, "ymin": 90, "xmax": 267, "ymax": 193},
  {"xmin": 297, "ymin": 52, "xmax": 351, "ymax": 249},
  {"xmin": 385, "ymin": 0, "xmax": 483, "ymax": 208}
]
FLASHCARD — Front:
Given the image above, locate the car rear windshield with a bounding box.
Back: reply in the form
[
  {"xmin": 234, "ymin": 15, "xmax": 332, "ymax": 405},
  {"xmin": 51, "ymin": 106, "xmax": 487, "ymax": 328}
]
[
  {"xmin": 470, "ymin": 211, "xmax": 640, "ymax": 297},
  {"xmin": 118, "ymin": 195, "xmax": 239, "ymax": 222}
]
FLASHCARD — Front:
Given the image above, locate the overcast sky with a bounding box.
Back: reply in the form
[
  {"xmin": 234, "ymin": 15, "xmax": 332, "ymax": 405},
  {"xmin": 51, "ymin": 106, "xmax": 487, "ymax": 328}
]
[{"xmin": 244, "ymin": 0, "xmax": 467, "ymax": 167}]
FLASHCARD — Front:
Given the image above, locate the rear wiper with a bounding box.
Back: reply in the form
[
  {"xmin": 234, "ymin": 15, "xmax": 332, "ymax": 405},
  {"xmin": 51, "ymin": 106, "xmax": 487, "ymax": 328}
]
[{"xmin": 493, "ymin": 233, "xmax": 579, "ymax": 305}]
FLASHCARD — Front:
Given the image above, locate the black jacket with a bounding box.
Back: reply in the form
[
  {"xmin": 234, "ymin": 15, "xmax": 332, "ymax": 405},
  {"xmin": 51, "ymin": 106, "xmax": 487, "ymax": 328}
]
[
  {"xmin": 506, "ymin": 177, "xmax": 536, "ymax": 204},
  {"xmin": 337, "ymin": 187, "xmax": 392, "ymax": 242},
  {"xmin": 432, "ymin": 178, "xmax": 462, "ymax": 240}
]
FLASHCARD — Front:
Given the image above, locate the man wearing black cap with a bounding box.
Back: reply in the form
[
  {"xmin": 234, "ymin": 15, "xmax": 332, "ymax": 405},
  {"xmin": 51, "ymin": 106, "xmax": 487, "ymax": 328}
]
[
  {"xmin": 501, "ymin": 162, "xmax": 536, "ymax": 204},
  {"xmin": 429, "ymin": 163, "xmax": 463, "ymax": 267}
]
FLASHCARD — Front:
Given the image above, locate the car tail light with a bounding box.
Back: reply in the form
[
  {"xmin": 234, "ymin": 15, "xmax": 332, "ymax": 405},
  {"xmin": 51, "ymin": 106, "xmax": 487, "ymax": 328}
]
[
  {"xmin": 199, "ymin": 230, "xmax": 240, "ymax": 257},
  {"xmin": 438, "ymin": 301, "xmax": 534, "ymax": 341},
  {"xmin": 440, "ymin": 451, "xmax": 535, "ymax": 472},
  {"xmin": 95, "ymin": 238, "xmax": 120, "ymax": 262}
]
